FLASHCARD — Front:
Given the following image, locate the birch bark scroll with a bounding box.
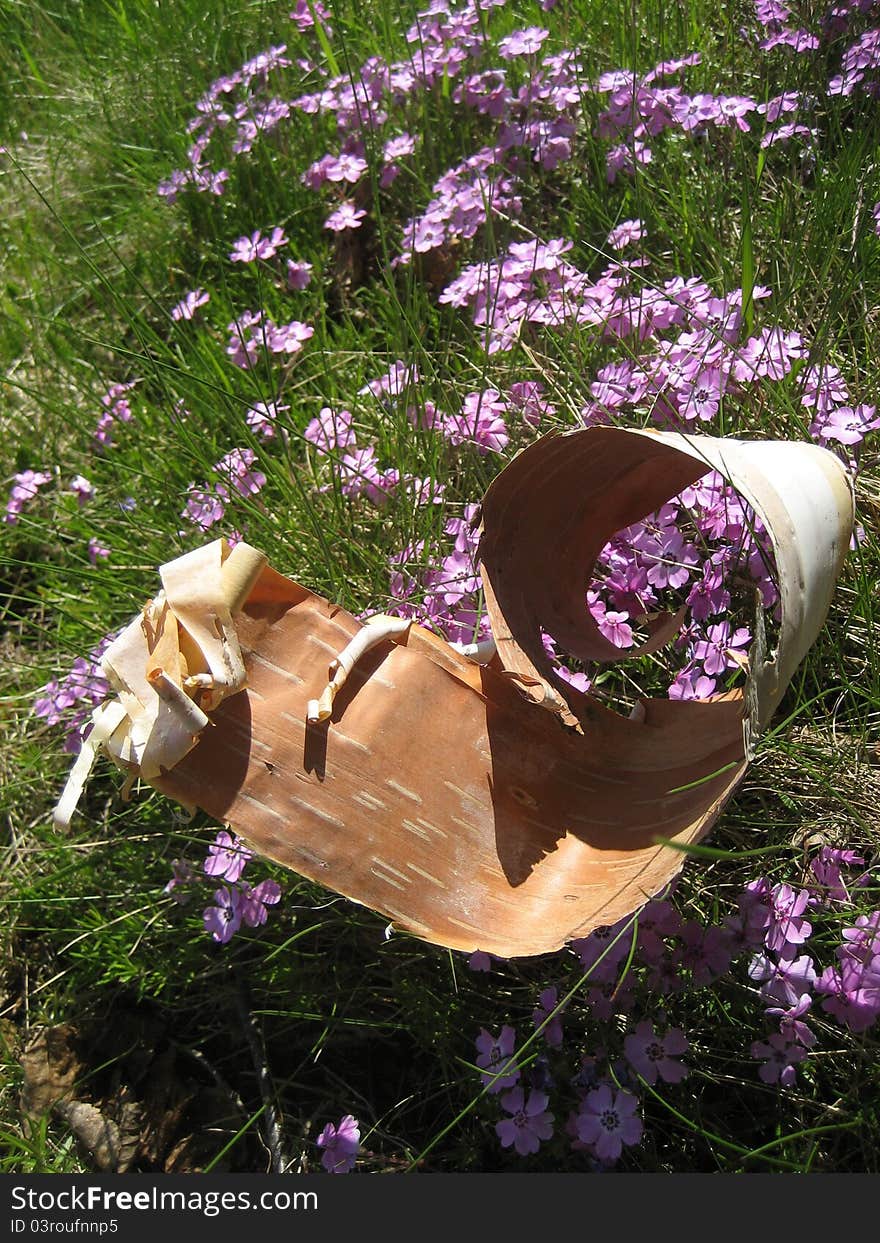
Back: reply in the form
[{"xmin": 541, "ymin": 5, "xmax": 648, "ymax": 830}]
[{"xmin": 53, "ymin": 428, "xmax": 854, "ymax": 957}]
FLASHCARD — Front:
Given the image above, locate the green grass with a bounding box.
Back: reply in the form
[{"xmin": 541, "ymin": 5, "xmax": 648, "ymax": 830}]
[{"xmin": 1, "ymin": 0, "xmax": 879, "ymax": 1173}]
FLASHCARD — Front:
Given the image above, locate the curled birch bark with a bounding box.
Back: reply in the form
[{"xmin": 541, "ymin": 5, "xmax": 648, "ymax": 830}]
[{"xmin": 53, "ymin": 429, "xmax": 854, "ymax": 955}]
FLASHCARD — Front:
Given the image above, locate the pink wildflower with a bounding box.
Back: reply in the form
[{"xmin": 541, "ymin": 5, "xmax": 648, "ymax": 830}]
[
  {"xmin": 181, "ymin": 486, "xmax": 226, "ymax": 530},
  {"xmin": 5, "ymin": 469, "xmax": 52, "ymax": 525},
  {"xmin": 87, "ymin": 537, "xmax": 110, "ymax": 565},
  {"xmin": 496, "ymin": 1088, "xmax": 554, "ymax": 1156},
  {"xmin": 203, "ymin": 886, "xmax": 243, "ymax": 944},
  {"xmin": 498, "ymin": 27, "xmax": 549, "ymax": 59},
  {"xmin": 441, "ymin": 390, "xmax": 509, "ymax": 454},
  {"xmin": 750, "ymin": 1033, "xmax": 807, "ymax": 1087},
  {"xmin": 286, "ymin": 259, "xmax": 313, "ymax": 290},
  {"xmin": 204, "ymin": 830, "xmax": 253, "ymax": 883},
  {"xmin": 317, "ymin": 1115, "xmax": 359, "ymax": 1174},
  {"xmin": 304, "ymin": 407, "xmax": 356, "ymax": 455},
  {"xmin": 575, "ymin": 1085, "xmax": 643, "ymax": 1162},
  {"xmin": 171, "ymin": 288, "xmax": 210, "ymax": 320},
  {"xmin": 532, "ymin": 987, "xmax": 564, "ymax": 1049},
  {"xmin": 475, "ymin": 1026, "xmax": 520, "ymax": 1093},
  {"xmin": 325, "ymin": 202, "xmax": 366, "ymax": 232},
  {"xmin": 624, "ymin": 1020, "xmax": 689, "ymax": 1084},
  {"xmin": 240, "ymin": 879, "xmax": 282, "ymax": 928},
  {"xmin": 214, "ymin": 448, "xmax": 267, "ymax": 498},
  {"xmin": 70, "ymin": 475, "xmax": 95, "ymax": 506},
  {"xmin": 229, "ymin": 227, "xmax": 288, "ymax": 263},
  {"xmin": 607, "ymin": 219, "xmax": 645, "ymax": 249}
]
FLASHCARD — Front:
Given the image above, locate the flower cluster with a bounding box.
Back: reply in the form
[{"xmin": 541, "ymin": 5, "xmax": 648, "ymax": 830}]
[
  {"xmin": 473, "ymin": 959, "xmax": 693, "ymax": 1165},
  {"xmin": 5, "ymin": 468, "xmax": 52, "ymax": 525},
  {"xmin": 296, "ymin": 379, "xmax": 445, "ymax": 514},
  {"xmin": 200, "ymin": 830, "xmax": 282, "ymax": 944},
  {"xmin": 740, "ymin": 853, "xmax": 878, "ymax": 1083},
  {"xmin": 225, "ymin": 310, "xmax": 314, "ymax": 369},
  {"xmin": 816, "ymin": 911, "xmax": 880, "ymax": 1034},
  {"xmin": 33, "ymin": 636, "xmax": 114, "ymax": 753},
  {"xmin": 751, "ymin": 1, "xmax": 819, "ymax": 55},
  {"xmin": 93, "ymin": 381, "xmax": 139, "ymax": 449},
  {"xmin": 383, "ymin": 383, "xmax": 780, "ymax": 696},
  {"xmin": 472, "ymin": 838, "xmax": 874, "ymax": 1164},
  {"xmin": 388, "ymin": 504, "xmax": 486, "ymax": 646},
  {"xmin": 149, "ymin": 5, "xmax": 877, "ymax": 676},
  {"xmin": 246, "ymin": 399, "xmax": 289, "ymax": 440},
  {"xmin": 398, "ymin": 149, "xmax": 523, "ymax": 262},
  {"xmin": 229, "ymin": 226, "xmax": 288, "ymax": 263},
  {"xmin": 181, "ymin": 447, "xmax": 267, "ymax": 531}
]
